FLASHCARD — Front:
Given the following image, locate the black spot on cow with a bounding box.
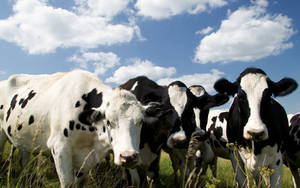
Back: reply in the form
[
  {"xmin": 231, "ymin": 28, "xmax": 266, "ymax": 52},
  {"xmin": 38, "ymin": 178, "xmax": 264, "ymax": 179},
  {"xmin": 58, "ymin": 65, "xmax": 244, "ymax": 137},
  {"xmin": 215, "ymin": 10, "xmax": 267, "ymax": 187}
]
[
  {"xmin": 75, "ymin": 171, "xmax": 84, "ymax": 178},
  {"xmin": 69, "ymin": 120, "xmax": 75, "ymax": 130},
  {"xmin": 6, "ymin": 108, "xmax": 11, "ymax": 122},
  {"xmin": 81, "ymin": 88, "xmax": 103, "ymax": 110},
  {"xmin": 19, "ymin": 98, "xmax": 24, "ymax": 105},
  {"xmin": 110, "ymin": 137, "xmax": 113, "ymax": 142},
  {"xmin": 0, "ymin": 105, "xmax": 3, "ymax": 109},
  {"xmin": 214, "ymin": 140, "xmax": 221, "ymax": 148},
  {"xmin": 76, "ymin": 124, "xmax": 81, "ymax": 130},
  {"xmin": 89, "ymin": 127, "xmax": 96, "ymax": 132},
  {"xmin": 28, "ymin": 115, "xmax": 34, "ymax": 125},
  {"xmin": 52, "ymin": 148, "xmax": 55, "ymax": 155},
  {"xmin": 11, "ymin": 94, "xmax": 18, "ymax": 110},
  {"xmin": 81, "ymin": 126, "xmax": 86, "ymax": 131},
  {"xmin": 7, "ymin": 126, "xmax": 12, "ymax": 137},
  {"xmin": 75, "ymin": 101, "xmax": 81, "ymax": 108},
  {"xmin": 6, "ymin": 94, "xmax": 19, "ymax": 121},
  {"xmin": 28, "ymin": 90, "xmax": 36, "ymax": 100},
  {"xmin": 17, "ymin": 124, "xmax": 23, "ymax": 131},
  {"xmin": 276, "ymin": 159, "xmax": 280, "ymax": 166},
  {"xmin": 103, "ymin": 126, "xmax": 106, "ymax": 133},
  {"xmin": 20, "ymin": 90, "xmax": 37, "ymax": 108},
  {"xmin": 64, "ymin": 128, "xmax": 68, "ymax": 137},
  {"xmin": 208, "ymin": 116, "xmax": 217, "ymax": 132}
]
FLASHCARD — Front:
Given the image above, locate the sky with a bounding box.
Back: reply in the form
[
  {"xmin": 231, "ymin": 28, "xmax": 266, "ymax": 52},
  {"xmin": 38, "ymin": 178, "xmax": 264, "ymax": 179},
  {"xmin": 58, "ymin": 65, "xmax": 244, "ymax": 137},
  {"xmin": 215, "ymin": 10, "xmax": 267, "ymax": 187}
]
[{"xmin": 0, "ymin": 0, "xmax": 299, "ymax": 113}]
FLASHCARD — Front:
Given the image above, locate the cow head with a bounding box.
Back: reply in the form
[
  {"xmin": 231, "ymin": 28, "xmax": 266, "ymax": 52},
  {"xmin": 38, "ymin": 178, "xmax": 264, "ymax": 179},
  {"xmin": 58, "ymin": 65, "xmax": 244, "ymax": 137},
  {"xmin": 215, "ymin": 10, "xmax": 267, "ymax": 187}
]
[
  {"xmin": 166, "ymin": 81, "xmax": 229, "ymax": 148},
  {"xmin": 78, "ymin": 88, "xmax": 166, "ymax": 168},
  {"xmin": 214, "ymin": 67, "xmax": 297, "ymax": 142}
]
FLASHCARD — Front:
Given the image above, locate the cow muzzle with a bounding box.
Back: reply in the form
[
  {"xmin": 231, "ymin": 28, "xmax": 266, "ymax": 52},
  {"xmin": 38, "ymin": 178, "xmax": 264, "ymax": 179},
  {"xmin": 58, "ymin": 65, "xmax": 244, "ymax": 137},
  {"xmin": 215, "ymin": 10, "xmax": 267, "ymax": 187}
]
[
  {"xmin": 119, "ymin": 152, "xmax": 139, "ymax": 168},
  {"xmin": 246, "ymin": 130, "xmax": 267, "ymax": 141},
  {"xmin": 168, "ymin": 137, "xmax": 189, "ymax": 148}
]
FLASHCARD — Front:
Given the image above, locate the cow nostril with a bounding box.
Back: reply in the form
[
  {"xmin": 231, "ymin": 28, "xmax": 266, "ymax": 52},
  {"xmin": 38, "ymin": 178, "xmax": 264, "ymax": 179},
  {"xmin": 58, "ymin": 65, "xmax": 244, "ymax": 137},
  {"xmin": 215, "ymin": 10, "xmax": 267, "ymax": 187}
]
[
  {"xmin": 119, "ymin": 153, "xmax": 139, "ymax": 166},
  {"xmin": 247, "ymin": 131, "xmax": 265, "ymax": 140}
]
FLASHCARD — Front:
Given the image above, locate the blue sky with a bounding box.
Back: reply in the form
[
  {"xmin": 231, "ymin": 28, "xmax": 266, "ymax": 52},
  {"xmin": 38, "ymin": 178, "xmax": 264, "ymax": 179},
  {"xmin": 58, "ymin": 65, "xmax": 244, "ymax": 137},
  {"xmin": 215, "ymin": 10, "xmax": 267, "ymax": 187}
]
[{"xmin": 0, "ymin": 0, "xmax": 299, "ymax": 113}]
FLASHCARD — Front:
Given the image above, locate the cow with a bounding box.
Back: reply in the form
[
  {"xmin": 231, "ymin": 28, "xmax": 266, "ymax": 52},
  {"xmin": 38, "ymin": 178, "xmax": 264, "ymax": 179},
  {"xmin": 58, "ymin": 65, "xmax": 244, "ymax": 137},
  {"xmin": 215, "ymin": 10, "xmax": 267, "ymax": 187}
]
[
  {"xmin": 0, "ymin": 70, "xmax": 161, "ymax": 187},
  {"xmin": 213, "ymin": 67, "xmax": 298, "ymax": 187},
  {"xmin": 189, "ymin": 85, "xmax": 246, "ymax": 186},
  {"xmin": 120, "ymin": 76, "xmax": 229, "ymax": 186},
  {"xmin": 191, "ymin": 109, "xmax": 247, "ymax": 186},
  {"xmin": 285, "ymin": 113, "xmax": 300, "ymax": 188}
]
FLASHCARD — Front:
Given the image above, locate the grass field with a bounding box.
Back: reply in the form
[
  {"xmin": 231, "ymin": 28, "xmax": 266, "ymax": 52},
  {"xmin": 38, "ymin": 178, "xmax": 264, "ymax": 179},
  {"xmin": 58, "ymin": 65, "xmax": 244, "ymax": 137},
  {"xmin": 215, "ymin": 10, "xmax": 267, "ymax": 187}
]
[{"xmin": 0, "ymin": 142, "xmax": 295, "ymax": 187}]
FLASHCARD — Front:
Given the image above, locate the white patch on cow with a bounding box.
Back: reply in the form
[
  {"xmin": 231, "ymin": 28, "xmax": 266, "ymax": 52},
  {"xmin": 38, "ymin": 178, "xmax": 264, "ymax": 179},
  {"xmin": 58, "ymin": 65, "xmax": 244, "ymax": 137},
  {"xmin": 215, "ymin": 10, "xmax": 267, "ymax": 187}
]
[
  {"xmin": 189, "ymin": 86, "xmax": 206, "ymax": 129},
  {"xmin": 240, "ymin": 73, "xmax": 269, "ymax": 140},
  {"xmin": 131, "ymin": 81, "xmax": 138, "ymax": 91},
  {"xmin": 168, "ymin": 84, "xmax": 187, "ymax": 117},
  {"xmin": 140, "ymin": 143, "xmax": 158, "ymax": 167},
  {"xmin": 167, "ymin": 127, "xmax": 187, "ymax": 148}
]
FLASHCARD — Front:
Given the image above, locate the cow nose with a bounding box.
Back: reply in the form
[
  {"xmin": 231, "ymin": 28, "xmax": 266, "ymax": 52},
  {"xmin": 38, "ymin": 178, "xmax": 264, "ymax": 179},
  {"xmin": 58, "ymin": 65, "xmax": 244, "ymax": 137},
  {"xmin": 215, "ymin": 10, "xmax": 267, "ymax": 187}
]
[
  {"xmin": 119, "ymin": 152, "xmax": 139, "ymax": 168},
  {"xmin": 170, "ymin": 138, "xmax": 188, "ymax": 148},
  {"xmin": 247, "ymin": 130, "xmax": 265, "ymax": 141}
]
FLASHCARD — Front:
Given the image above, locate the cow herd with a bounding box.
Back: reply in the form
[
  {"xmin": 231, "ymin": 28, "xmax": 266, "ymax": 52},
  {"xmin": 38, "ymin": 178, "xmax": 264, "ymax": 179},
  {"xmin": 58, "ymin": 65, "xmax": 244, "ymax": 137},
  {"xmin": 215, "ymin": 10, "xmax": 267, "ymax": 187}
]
[{"xmin": 0, "ymin": 67, "xmax": 299, "ymax": 188}]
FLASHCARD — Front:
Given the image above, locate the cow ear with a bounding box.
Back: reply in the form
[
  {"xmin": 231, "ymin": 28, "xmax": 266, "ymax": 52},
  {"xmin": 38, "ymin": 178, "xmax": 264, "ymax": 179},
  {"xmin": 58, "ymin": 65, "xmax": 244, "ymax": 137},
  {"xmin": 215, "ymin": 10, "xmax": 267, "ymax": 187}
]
[
  {"xmin": 270, "ymin": 78, "xmax": 298, "ymax": 97},
  {"xmin": 143, "ymin": 102, "xmax": 171, "ymax": 124},
  {"xmin": 214, "ymin": 78, "xmax": 238, "ymax": 96},
  {"xmin": 197, "ymin": 93, "xmax": 229, "ymax": 110},
  {"xmin": 78, "ymin": 109, "xmax": 104, "ymax": 126}
]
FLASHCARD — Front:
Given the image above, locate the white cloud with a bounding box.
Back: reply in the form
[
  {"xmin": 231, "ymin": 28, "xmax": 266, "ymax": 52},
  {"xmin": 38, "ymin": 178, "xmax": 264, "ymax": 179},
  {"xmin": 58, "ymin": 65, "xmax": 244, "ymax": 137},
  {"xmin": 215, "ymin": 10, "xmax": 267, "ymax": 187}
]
[
  {"xmin": 157, "ymin": 69, "xmax": 224, "ymax": 92},
  {"xmin": 105, "ymin": 58, "xmax": 176, "ymax": 84},
  {"xmin": 196, "ymin": 26, "xmax": 213, "ymax": 35},
  {"xmin": 135, "ymin": 0, "xmax": 228, "ymax": 20},
  {"xmin": 194, "ymin": 0, "xmax": 295, "ymax": 64},
  {"xmin": 68, "ymin": 51, "xmax": 120, "ymax": 75},
  {"xmin": 74, "ymin": 0, "xmax": 132, "ymax": 19},
  {"xmin": 0, "ymin": 0, "xmax": 135, "ymax": 54}
]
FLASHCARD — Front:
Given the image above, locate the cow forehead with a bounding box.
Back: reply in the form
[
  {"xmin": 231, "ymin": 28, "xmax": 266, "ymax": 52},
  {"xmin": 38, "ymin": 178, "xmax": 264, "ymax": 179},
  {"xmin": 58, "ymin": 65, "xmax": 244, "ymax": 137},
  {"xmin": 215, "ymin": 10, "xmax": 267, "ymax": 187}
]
[
  {"xmin": 168, "ymin": 84, "xmax": 187, "ymax": 117},
  {"xmin": 189, "ymin": 86, "xmax": 205, "ymax": 97},
  {"xmin": 105, "ymin": 89, "xmax": 144, "ymax": 121},
  {"xmin": 240, "ymin": 73, "xmax": 268, "ymax": 99}
]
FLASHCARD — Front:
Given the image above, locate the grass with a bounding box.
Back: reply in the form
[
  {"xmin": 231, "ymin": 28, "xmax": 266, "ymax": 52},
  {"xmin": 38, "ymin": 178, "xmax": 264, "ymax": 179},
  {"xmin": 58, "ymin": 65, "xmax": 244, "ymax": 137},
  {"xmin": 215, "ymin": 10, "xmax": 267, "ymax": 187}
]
[{"xmin": 0, "ymin": 142, "xmax": 295, "ymax": 187}]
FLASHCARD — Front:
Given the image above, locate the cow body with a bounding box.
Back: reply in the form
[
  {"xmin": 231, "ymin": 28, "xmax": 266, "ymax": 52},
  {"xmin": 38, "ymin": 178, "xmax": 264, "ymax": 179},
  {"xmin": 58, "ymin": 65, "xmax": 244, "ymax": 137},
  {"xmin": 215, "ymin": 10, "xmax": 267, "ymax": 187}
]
[
  {"xmin": 120, "ymin": 76, "xmax": 228, "ymax": 186},
  {"xmin": 214, "ymin": 67, "xmax": 297, "ymax": 187},
  {"xmin": 0, "ymin": 70, "xmax": 149, "ymax": 187}
]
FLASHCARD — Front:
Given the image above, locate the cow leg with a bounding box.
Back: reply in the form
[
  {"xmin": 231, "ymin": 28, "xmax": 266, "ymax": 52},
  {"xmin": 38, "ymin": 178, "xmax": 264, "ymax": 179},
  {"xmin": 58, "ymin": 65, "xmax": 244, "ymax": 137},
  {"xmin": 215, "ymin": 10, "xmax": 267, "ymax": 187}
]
[
  {"xmin": 0, "ymin": 128, "xmax": 7, "ymax": 162},
  {"xmin": 51, "ymin": 143, "xmax": 74, "ymax": 188},
  {"xmin": 147, "ymin": 155, "xmax": 161, "ymax": 186},
  {"xmin": 125, "ymin": 168, "xmax": 141, "ymax": 187},
  {"xmin": 289, "ymin": 163, "xmax": 300, "ymax": 188},
  {"xmin": 209, "ymin": 156, "xmax": 218, "ymax": 178},
  {"xmin": 229, "ymin": 152, "xmax": 247, "ymax": 187},
  {"xmin": 269, "ymin": 155, "xmax": 282, "ymax": 188},
  {"xmin": 18, "ymin": 149, "xmax": 30, "ymax": 168}
]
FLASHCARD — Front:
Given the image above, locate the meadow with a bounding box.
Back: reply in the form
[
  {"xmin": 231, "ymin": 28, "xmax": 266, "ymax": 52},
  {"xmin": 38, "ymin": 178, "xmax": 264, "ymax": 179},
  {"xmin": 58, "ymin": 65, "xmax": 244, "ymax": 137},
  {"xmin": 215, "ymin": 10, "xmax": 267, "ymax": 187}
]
[{"xmin": 0, "ymin": 142, "xmax": 294, "ymax": 188}]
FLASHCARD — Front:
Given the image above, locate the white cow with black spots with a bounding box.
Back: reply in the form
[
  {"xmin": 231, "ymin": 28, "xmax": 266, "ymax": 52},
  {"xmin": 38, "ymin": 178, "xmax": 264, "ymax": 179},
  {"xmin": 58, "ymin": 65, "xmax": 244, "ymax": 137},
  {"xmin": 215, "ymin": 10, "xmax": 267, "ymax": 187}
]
[{"xmin": 0, "ymin": 70, "xmax": 160, "ymax": 187}]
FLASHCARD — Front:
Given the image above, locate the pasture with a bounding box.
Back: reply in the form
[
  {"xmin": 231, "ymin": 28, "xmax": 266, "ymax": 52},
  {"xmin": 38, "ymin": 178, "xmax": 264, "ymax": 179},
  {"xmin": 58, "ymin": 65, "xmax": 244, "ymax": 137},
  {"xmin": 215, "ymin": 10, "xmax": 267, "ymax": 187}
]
[{"xmin": 0, "ymin": 142, "xmax": 294, "ymax": 188}]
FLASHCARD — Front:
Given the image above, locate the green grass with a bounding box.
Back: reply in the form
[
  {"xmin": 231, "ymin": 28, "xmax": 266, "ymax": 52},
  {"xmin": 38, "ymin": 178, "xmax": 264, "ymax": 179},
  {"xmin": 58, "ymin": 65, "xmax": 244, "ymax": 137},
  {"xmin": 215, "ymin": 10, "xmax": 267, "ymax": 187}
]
[{"xmin": 0, "ymin": 142, "xmax": 295, "ymax": 187}]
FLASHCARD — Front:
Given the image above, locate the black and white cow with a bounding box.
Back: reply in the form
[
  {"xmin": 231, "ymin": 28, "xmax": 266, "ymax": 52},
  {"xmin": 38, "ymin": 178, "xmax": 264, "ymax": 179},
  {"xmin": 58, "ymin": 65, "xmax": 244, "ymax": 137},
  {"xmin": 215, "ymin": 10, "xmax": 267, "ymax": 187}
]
[
  {"xmin": 120, "ymin": 76, "xmax": 229, "ymax": 186},
  {"xmin": 285, "ymin": 113, "xmax": 300, "ymax": 188},
  {"xmin": 0, "ymin": 70, "xmax": 161, "ymax": 187},
  {"xmin": 214, "ymin": 67, "xmax": 297, "ymax": 187}
]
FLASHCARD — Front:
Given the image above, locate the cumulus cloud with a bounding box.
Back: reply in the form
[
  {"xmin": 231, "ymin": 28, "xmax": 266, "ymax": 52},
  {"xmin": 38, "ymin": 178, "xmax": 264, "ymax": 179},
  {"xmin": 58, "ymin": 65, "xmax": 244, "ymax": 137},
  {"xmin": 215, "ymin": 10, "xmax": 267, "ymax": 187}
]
[
  {"xmin": 157, "ymin": 69, "xmax": 224, "ymax": 92},
  {"xmin": 74, "ymin": 0, "xmax": 132, "ymax": 19},
  {"xmin": 196, "ymin": 26, "xmax": 214, "ymax": 35},
  {"xmin": 135, "ymin": 0, "xmax": 228, "ymax": 20},
  {"xmin": 105, "ymin": 58, "xmax": 176, "ymax": 84},
  {"xmin": 0, "ymin": 0, "xmax": 136, "ymax": 54},
  {"xmin": 68, "ymin": 51, "xmax": 120, "ymax": 75},
  {"xmin": 194, "ymin": 0, "xmax": 295, "ymax": 64}
]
